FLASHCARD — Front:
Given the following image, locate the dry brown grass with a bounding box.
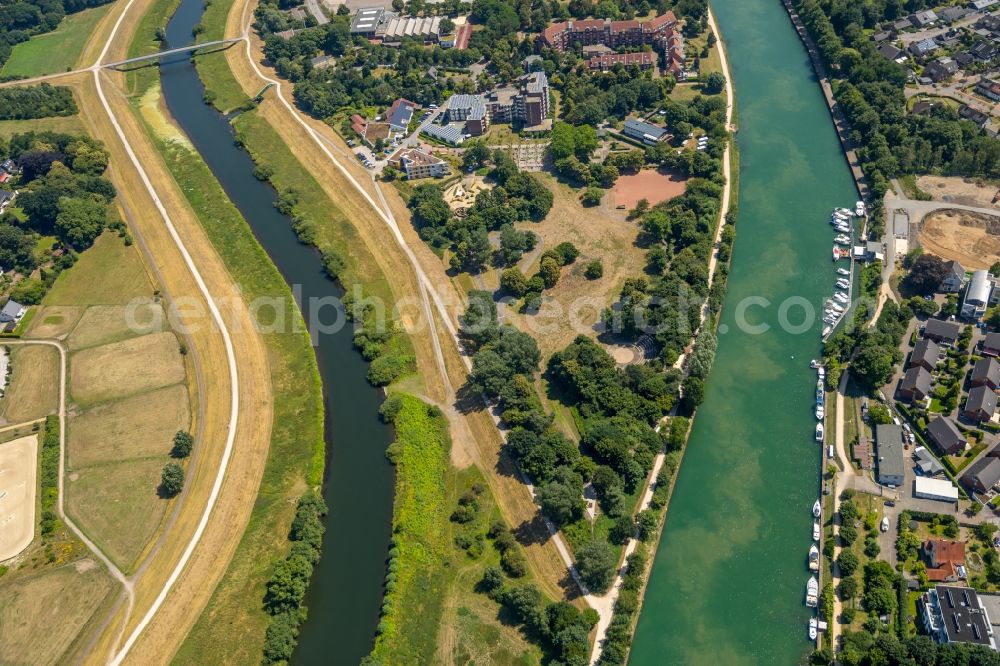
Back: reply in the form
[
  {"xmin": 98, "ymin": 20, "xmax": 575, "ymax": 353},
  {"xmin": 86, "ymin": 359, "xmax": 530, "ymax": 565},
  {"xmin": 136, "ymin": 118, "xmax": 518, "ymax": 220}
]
[
  {"xmin": 26, "ymin": 306, "xmax": 85, "ymax": 340},
  {"xmin": 919, "ymin": 209, "xmax": 1000, "ymax": 270},
  {"xmin": 917, "ymin": 175, "xmax": 1000, "ymax": 209},
  {"xmin": 0, "ymin": 345, "xmax": 59, "ymax": 424},
  {"xmin": 69, "ymin": 331, "xmax": 185, "ymax": 407},
  {"xmin": 66, "ymin": 303, "xmax": 166, "ymax": 351},
  {"xmin": 611, "ymin": 167, "xmax": 686, "ymax": 209},
  {"xmin": 0, "ymin": 560, "xmax": 116, "ymax": 665},
  {"xmin": 67, "ymin": 456, "xmax": 171, "ymax": 571},
  {"xmin": 67, "ymin": 384, "xmax": 190, "ymax": 468}
]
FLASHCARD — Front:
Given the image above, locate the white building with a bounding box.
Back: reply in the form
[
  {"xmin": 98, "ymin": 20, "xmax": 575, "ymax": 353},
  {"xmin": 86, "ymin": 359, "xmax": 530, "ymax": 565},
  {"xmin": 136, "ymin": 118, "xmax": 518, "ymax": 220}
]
[
  {"xmin": 914, "ymin": 476, "xmax": 960, "ymax": 503},
  {"xmin": 961, "ymin": 269, "xmax": 996, "ymax": 320}
]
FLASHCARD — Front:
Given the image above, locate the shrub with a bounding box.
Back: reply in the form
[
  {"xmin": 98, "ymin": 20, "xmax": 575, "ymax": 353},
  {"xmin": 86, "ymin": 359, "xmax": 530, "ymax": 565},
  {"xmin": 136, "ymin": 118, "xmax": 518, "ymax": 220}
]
[
  {"xmin": 585, "ymin": 260, "xmax": 603, "ymax": 279},
  {"xmin": 171, "ymin": 430, "xmax": 194, "ymax": 458},
  {"xmin": 575, "ymin": 540, "xmax": 616, "ymax": 593},
  {"xmin": 159, "ymin": 462, "xmax": 184, "ymax": 497}
]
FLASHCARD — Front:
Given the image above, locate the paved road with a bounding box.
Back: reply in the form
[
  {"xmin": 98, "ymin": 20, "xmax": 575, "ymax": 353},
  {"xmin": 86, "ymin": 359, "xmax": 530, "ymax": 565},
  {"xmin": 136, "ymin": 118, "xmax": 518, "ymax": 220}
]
[
  {"xmin": 889, "ymin": 194, "xmax": 1000, "ymax": 226},
  {"xmin": 906, "ymin": 80, "xmax": 999, "ymax": 117},
  {"xmin": 303, "ymin": 0, "xmax": 329, "ymax": 25}
]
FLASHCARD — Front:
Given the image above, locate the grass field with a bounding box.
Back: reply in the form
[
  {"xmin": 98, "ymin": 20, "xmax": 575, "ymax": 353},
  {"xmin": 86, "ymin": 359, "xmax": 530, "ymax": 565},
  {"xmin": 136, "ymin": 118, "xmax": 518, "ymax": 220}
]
[
  {"xmin": 69, "ymin": 331, "xmax": 185, "ymax": 406},
  {"xmin": 0, "ymin": 345, "xmax": 59, "ymax": 424},
  {"xmin": 0, "ymin": 116, "xmax": 85, "ymax": 138},
  {"xmin": 0, "ymin": 560, "xmax": 116, "ymax": 665},
  {"xmin": 67, "ymin": 384, "xmax": 189, "ymax": 468},
  {"xmin": 1, "ymin": 5, "xmax": 113, "ymax": 78},
  {"xmin": 67, "ymin": 456, "xmax": 172, "ymax": 569},
  {"xmin": 27, "ymin": 306, "xmax": 85, "ymax": 339},
  {"xmin": 44, "ymin": 233, "xmax": 154, "ymax": 306},
  {"xmin": 66, "ymin": 303, "xmax": 165, "ymax": 350},
  {"xmin": 192, "ymin": 0, "xmax": 250, "ymax": 112}
]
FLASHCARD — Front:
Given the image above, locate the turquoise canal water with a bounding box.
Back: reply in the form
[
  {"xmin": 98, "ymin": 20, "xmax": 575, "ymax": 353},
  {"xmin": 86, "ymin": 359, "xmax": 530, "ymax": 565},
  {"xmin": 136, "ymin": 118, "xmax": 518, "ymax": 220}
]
[{"xmin": 629, "ymin": 1, "xmax": 859, "ymax": 664}]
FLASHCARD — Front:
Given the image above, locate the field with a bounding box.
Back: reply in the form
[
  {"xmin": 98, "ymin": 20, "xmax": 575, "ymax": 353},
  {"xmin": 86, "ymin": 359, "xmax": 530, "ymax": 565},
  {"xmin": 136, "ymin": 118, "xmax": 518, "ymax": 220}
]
[
  {"xmin": 916, "ymin": 175, "xmax": 1000, "ymax": 209},
  {"xmin": 0, "ymin": 345, "xmax": 59, "ymax": 424},
  {"xmin": 611, "ymin": 167, "xmax": 686, "ymax": 209},
  {"xmin": 44, "ymin": 232, "xmax": 155, "ymax": 305},
  {"xmin": 1, "ymin": 5, "xmax": 113, "ymax": 77},
  {"xmin": 27, "ymin": 306, "xmax": 85, "ymax": 339},
  {"xmin": 0, "ymin": 435, "xmax": 38, "ymax": 561},
  {"xmin": 69, "ymin": 331, "xmax": 186, "ymax": 406},
  {"xmin": 66, "ymin": 303, "xmax": 165, "ymax": 350},
  {"xmin": 0, "ymin": 560, "xmax": 117, "ymax": 665},
  {"xmin": 918, "ymin": 209, "xmax": 1000, "ymax": 269},
  {"xmin": 0, "ymin": 116, "xmax": 85, "ymax": 138}
]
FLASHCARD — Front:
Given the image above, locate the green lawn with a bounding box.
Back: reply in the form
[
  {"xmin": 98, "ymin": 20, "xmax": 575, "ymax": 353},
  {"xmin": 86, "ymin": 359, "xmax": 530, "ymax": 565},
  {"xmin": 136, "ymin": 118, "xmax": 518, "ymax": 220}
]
[
  {"xmin": 0, "ymin": 116, "xmax": 84, "ymax": 138},
  {"xmin": 1, "ymin": 5, "xmax": 112, "ymax": 78},
  {"xmin": 43, "ymin": 232, "xmax": 154, "ymax": 306},
  {"xmin": 192, "ymin": 0, "xmax": 249, "ymax": 113}
]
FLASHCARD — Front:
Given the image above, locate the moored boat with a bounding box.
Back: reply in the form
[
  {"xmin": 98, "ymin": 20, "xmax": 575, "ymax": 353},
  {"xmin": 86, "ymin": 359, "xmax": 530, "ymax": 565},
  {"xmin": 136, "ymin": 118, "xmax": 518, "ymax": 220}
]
[
  {"xmin": 806, "ymin": 575, "xmax": 819, "ymax": 607},
  {"xmin": 809, "ymin": 618, "xmax": 818, "ymax": 639},
  {"xmin": 836, "ymin": 278, "xmax": 850, "ymax": 289},
  {"xmin": 815, "ymin": 423, "xmax": 824, "ymax": 442},
  {"xmin": 812, "ymin": 521, "xmax": 820, "ymax": 541},
  {"xmin": 815, "ymin": 405, "xmax": 824, "ymax": 420},
  {"xmin": 822, "ymin": 325, "xmax": 832, "ymax": 337},
  {"xmin": 837, "ymin": 267, "xmax": 850, "ymax": 276},
  {"xmin": 812, "ymin": 500, "xmax": 821, "ymax": 518}
]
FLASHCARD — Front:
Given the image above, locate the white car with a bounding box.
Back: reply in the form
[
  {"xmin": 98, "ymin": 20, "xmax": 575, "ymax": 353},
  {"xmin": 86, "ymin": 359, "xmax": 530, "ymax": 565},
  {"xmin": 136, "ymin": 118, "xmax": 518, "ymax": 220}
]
[{"xmin": 881, "ymin": 517, "xmax": 889, "ymax": 532}]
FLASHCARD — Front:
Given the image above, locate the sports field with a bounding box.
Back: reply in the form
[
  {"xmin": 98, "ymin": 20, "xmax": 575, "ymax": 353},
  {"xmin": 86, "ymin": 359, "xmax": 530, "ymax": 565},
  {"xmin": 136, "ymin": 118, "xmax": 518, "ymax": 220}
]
[
  {"xmin": 1, "ymin": 5, "xmax": 113, "ymax": 78},
  {"xmin": 0, "ymin": 435, "xmax": 38, "ymax": 561}
]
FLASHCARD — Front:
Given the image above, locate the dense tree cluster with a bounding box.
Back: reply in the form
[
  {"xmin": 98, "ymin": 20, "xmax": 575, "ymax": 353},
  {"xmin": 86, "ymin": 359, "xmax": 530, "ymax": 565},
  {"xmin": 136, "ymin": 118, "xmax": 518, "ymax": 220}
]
[
  {"xmin": 827, "ymin": 633, "xmax": 1000, "ymax": 666},
  {"xmin": 793, "ymin": 0, "xmax": 1000, "ymax": 204},
  {"xmin": 262, "ymin": 492, "xmax": 327, "ymax": 664},
  {"xmin": 0, "ymin": 84, "xmax": 76, "ymax": 119},
  {"xmin": 825, "ymin": 300, "xmax": 910, "ymax": 390},
  {"xmin": 407, "ymin": 150, "xmax": 552, "ymax": 272}
]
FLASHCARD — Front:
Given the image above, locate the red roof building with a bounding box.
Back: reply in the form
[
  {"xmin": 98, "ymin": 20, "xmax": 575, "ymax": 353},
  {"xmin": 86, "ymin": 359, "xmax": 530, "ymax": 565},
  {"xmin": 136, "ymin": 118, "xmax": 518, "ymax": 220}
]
[
  {"xmin": 924, "ymin": 539, "xmax": 966, "ymax": 582},
  {"xmin": 540, "ymin": 12, "xmax": 678, "ymax": 51},
  {"xmin": 588, "ymin": 51, "xmax": 655, "ymax": 71}
]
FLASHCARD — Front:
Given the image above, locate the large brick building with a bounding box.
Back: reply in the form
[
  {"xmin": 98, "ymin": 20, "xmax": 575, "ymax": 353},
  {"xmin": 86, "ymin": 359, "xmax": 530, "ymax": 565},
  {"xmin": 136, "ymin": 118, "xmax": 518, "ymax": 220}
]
[
  {"xmin": 540, "ymin": 12, "xmax": 685, "ymax": 76},
  {"xmin": 485, "ymin": 71, "xmax": 550, "ymax": 127}
]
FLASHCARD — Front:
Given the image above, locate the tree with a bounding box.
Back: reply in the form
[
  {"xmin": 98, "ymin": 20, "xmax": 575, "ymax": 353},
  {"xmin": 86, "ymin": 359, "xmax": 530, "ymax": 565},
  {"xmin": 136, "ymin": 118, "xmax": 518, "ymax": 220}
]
[
  {"xmin": 852, "ymin": 342, "xmax": 896, "ymax": 389},
  {"xmin": 704, "ymin": 71, "xmax": 726, "ymax": 94},
  {"xmin": 0, "ymin": 224, "xmax": 38, "ymax": 272},
  {"xmin": 838, "ymin": 576, "xmax": 858, "ymax": 601},
  {"xmin": 609, "ymin": 514, "xmax": 634, "ymax": 545},
  {"xmin": 575, "ymin": 539, "xmax": 616, "ymax": 593},
  {"xmin": 903, "ymin": 254, "xmax": 949, "ymax": 295},
  {"xmin": 539, "ymin": 256, "xmax": 560, "ymax": 288},
  {"xmin": 582, "ymin": 186, "xmax": 604, "ymax": 206},
  {"xmin": 977, "ymin": 521, "xmax": 998, "ymax": 543},
  {"xmin": 160, "ymin": 462, "xmax": 184, "ymax": 497},
  {"xmin": 636, "ymin": 509, "xmax": 659, "ymax": 541},
  {"xmin": 55, "ymin": 196, "xmax": 106, "ymax": 249},
  {"xmin": 840, "ymin": 524, "xmax": 858, "ymax": 546},
  {"xmin": 171, "ymin": 430, "xmax": 194, "ymax": 458},
  {"xmin": 462, "ymin": 140, "xmax": 491, "ymax": 170},
  {"xmin": 837, "ymin": 549, "xmax": 859, "ymax": 577},
  {"xmin": 480, "ymin": 565, "xmax": 504, "ymax": 595},
  {"xmin": 585, "ymin": 260, "xmax": 603, "ymax": 279},
  {"xmin": 500, "ymin": 268, "xmax": 529, "ymax": 296},
  {"xmin": 536, "ymin": 469, "xmax": 585, "ymax": 525},
  {"xmin": 867, "ymin": 403, "xmax": 892, "ymax": 425}
]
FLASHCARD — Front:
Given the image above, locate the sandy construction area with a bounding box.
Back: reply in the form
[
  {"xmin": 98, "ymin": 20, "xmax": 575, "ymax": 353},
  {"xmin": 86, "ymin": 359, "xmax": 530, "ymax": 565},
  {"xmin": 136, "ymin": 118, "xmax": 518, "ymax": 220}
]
[
  {"xmin": 919, "ymin": 209, "xmax": 1000, "ymax": 270},
  {"xmin": 917, "ymin": 175, "xmax": 1000, "ymax": 209},
  {"xmin": 0, "ymin": 434, "xmax": 38, "ymax": 561},
  {"xmin": 612, "ymin": 168, "xmax": 686, "ymax": 209}
]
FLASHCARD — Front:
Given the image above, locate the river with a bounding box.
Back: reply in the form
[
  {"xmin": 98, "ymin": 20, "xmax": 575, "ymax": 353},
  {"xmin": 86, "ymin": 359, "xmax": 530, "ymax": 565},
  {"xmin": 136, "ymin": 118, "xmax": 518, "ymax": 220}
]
[
  {"xmin": 160, "ymin": 1, "xmax": 394, "ymax": 663},
  {"xmin": 629, "ymin": 0, "xmax": 859, "ymax": 663}
]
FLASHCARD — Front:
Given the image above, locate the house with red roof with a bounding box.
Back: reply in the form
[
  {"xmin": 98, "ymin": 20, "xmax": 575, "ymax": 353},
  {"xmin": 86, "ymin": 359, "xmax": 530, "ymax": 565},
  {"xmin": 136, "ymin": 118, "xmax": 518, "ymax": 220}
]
[{"xmin": 923, "ymin": 539, "xmax": 966, "ymax": 582}]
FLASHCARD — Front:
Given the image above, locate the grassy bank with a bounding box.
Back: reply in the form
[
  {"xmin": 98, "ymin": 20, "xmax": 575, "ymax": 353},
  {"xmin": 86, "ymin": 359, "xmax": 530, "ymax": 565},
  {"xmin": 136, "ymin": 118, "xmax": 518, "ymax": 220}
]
[
  {"xmin": 1, "ymin": 5, "xmax": 113, "ymax": 77},
  {"xmin": 193, "ymin": 0, "xmax": 250, "ymax": 113}
]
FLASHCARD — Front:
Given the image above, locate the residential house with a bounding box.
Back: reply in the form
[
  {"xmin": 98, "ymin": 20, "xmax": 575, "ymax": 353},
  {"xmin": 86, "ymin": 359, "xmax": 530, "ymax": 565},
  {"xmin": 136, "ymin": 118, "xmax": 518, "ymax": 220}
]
[
  {"xmin": 972, "ymin": 357, "xmax": 1000, "ymax": 390},
  {"xmin": 0, "ymin": 159, "xmax": 16, "ymax": 173},
  {"xmin": 0, "ymin": 299, "xmax": 25, "ymax": 323},
  {"xmin": 941, "ymin": 6, "xmax": 973, "ymax": 23},
  {"xmin": 446, "ymin": 94, "xmax": 488, "ymax": 135},
  {"xmin": 915, "ymin": 446, "xmax": 947, "ymax": 476},
  {"xmin": 910, "ymin": 38, "xmax": 939, "ymax": 57},
  {"xmin": 983, "ymin": 332, "xmax": 1000, "ymax": 356},
  {"xmin": 924, "ymin": 319, "xmax": 962, "ymax": 346},
  {"xmin": 309, "ymin": 55, "xmax": 334, "ymax": 69},
  {"xmin": 910, "ymin": 10, "xmax": 939, "ymax": 27},
  {"xmin": 927, "ymin": 416, "xmax": 967, "ymax": 455},
  {"xmin": 912, "ymin": 100, "xmax": 937, "ymax": 115},
  {"xmin": 876, "ymin": 423, "xmax": 906, "ymax": 486},
  {"xmin": 900, "ymin": 366, "xmax": 933, "ymax": 403},
  {"xmin": 910, "ymin": 338, "xmax": 942, "ymax": 371},
  {"xmin": 386, "ymin": 98, "xmax": 419, "ymax": 133},
  {"xmin": 971, "ymin": 39, "xmax": 998, "ymax": 60},
  {"xmin": 622, "ymin": 119, "xmax": 669, "ymax": 145},
  {"xmin": 894, "ymin": 18, "xmax": 916, "ymax": 32},
  {"xmin": 960, "ymin": 104, "xmax": 991, "ymax": 128},
  {"xmin": 970, "ymin": 0, "xmax": 999, "ymax": 11},
  {"xmin": 920, "ymin": 585, "xmax": 998, "ymax": 648},
  {"xmin": 541, "ymin": 12, "xmax": 678, "ymax": 51},
  {"xmin": 386, "ymin": 147, "xmax": 448, "ymax": 179},
  {"xmin": 924, "ymin": 57, "xmax": 959, "ymax": 82},
  {"xmin": 872, "ymin": 30, "xmax": 894, "ymax": 42},
  {"xmin": 879, "ymin": 43, "xmax": 905, "ymax": 61},
  {"xmin": 955, "ymin": 51, "xmax": 975, "ymax": 67},
  {"xmin": 962, "ymin": 456, "xmax": 1000, "ymax": 493},
  {"xmin": 0, "ymin": 190, "xmax": 15, "ymax": 213},
  {"xmin": 964, "ymin": 385, "xmax": 998, "ymax": 422},
  {"xmin": 963, "ymin": 270, "xmax": 996, "ymax": 320},
  {"xmin": 484, "ymin": 72, "xmax": 550, "ymax": 128},
  {"xmin": 924, "ymin": 539, "xmax": 966, "ymax": 582},
  {"xmin": 977, "ymin": 78, "xmax": 1000, "ymax": 101},
  {"xmin": 942, "ymin": 260, "xmax": 966, "ymax": 293}
]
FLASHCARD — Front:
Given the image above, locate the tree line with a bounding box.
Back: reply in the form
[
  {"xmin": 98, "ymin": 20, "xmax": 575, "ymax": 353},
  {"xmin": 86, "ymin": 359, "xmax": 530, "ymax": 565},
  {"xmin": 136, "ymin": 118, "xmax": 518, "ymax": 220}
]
[{"xmin": 0, "ymin": 85, "xmax": 77, "ymax": 120}]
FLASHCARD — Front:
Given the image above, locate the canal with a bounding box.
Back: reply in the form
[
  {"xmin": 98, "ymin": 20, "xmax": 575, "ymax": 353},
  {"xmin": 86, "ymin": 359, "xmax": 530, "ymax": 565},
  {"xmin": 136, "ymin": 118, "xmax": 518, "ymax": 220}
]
[
  {"xmin": 160, "ymin": 1, "xmax": 394, "ymax": 664},
  {"xmin": 629, "ymin": 0, "xmax": 859, "ymax": 664}
]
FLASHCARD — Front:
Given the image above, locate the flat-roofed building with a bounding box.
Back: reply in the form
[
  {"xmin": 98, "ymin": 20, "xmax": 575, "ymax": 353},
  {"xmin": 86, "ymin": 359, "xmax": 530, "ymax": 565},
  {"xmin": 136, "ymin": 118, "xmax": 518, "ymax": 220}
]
[
  {"xmin": 446, "ymin": 94, "xmax": 488, "ymax": 135},
  {"xmin": 421, "ymin": 123, "xmax": 466, "ymax": 145},
  {"xmin": 876, "ymin": 423, "xmax": 905, "ymax": 486},
  {"xmin": 622, "ymin": 118, "xmax": 669, "ymax": 145},
  {"xmin": 920, "ymin": 585, "xmax": 998, "ymax": 649},
  {"xmin": 387, "ymin": 147, "xmax": 449, "ymax": 179},
  {"xmin": 351, "ymin": 7, "xmax": 386, "ymax": 35},
  {"xmin": 914, "ymin": 476, "xmax": 959, "ymax": 502},
  {"xmin": 588, "ymin": 51, "xmax": 655, "ymax": 71}
]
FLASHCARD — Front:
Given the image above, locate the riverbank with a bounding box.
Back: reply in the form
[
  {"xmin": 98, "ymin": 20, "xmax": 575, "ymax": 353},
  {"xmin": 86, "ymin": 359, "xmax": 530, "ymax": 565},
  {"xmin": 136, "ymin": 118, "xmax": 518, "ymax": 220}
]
[{"xmin": 780, "ymin": 0, "xmax": 869, "ymax": 203}]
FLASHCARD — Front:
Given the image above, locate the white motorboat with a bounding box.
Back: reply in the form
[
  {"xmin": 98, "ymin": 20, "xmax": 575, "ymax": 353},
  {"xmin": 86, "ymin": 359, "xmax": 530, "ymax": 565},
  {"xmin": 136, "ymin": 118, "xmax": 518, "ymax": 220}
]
[
  {"xmin": 837, "ymin": 267, "xmax": 850, "ymax": 276},
  {"xmin": 815, "ymin": 423, "xmax": 824, "ymax": 442},
  {"xmin": 816, "ymin": 405, "xmax": 824, "ymax": 420},
  {"xmin": 809, "ymin": 618, "xmax": 818, "ymax": 640},
  {"xmin": 834, "ymin": 226, "xmax": 851, "ymax": 235},
  {"xmin": 806, "ymin": 575, "xmax": 819, "ymax": 607},
  {"xmin": 836, "ymin": 207, "xmax": 851, "ymax": 215},
  {"xmin": 834, "ymin": 292, "xmax": 849, "ymax": 303},
  {"xmin": 834, "ymin": 235, "xmax": 851, "ymax": 245},
  {"xmin": 817, "ymin": 366, "xmax": 826, "ymax": 379},
  {"xmin": 812, "ymin": 521, "xmax": 820, "ymax": 540},
  {"xmin": 855, "ymin": 200, "xmax": 866, "ymax": 216},
  {"xmin": 810, "ymin": 359, "xmax": 821, "ymax": 369},
  {"xmin": 836, "ymin": 278, "xmax": 850, "ymax": 290},
  {"xmin": 812, "ymin": 500, "xmax": 821, "ymax": 518},
  {"xmin": 826, "ymin": 301, "xmax": 845, "ymax": 313},
  {"xmin": 824, "ymin": 314, "xmax": 839, "ymax": 324},
  {"xmin": 809, "ymin": 544, "xmax": 820, "ymax": 572},
  {"xmin": 822, "ymin": 325, "xmax": 832, "ymax": 337}
]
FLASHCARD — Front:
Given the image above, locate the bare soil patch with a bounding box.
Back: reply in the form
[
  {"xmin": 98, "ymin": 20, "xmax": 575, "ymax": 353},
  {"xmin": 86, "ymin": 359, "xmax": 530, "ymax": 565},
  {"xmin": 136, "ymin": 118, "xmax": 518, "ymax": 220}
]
[
  {"xmin": 26, "ymin": 306, "xmax": 85, "ymax": 340},
  {"xmin": 611, "ymin": 167, "xmax": 686, "ymax": 209},
  {"xmin": 918, "ymin": 209, "xmax": 1000, "ymax": 269},
  {"xmin": 0, "ymin": 561, "xmax": 115, "ymax": 665},
  {"xmin": 66, "ymin": 455, "xmax": 170, "ymax": 570},
  {"xmin": 69, "ymin": 331, "xmax": 185, "ymax": 406},
  {"xmin": 0, "ymin": 345, "xmax": 59, "ymax": 424},
  {"xmin": 0, "ymin": 434, "xmax": 38, "ymax": 561},
  {"xmin": 67, "ymin": 383, "xmax": 190, "ymax": 468},
  {"xmin": 917, "ymin": 175, "xmax": 1000, "ymax": 209},
  {"xmin": 66, "ymin": 302, "xmax": 166, "ymax": 351}
]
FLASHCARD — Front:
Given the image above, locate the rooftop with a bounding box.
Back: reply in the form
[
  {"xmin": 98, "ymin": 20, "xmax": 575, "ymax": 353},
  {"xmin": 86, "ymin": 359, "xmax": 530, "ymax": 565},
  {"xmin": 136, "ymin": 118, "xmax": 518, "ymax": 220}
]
[{"xmin": 876, "ymin": 423, "xmax": 906, "ymax": 480}]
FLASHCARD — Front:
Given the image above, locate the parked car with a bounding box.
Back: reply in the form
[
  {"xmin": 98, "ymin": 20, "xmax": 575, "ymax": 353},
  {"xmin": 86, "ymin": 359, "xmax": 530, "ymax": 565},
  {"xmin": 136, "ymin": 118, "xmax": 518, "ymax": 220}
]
[
  {"xmin": 885, "ymin": 500, "xmax": 895, "ymax": 507},
  {"xmin": 880, "ymin": 517, "xmax": 890, "ymax": 532}
]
